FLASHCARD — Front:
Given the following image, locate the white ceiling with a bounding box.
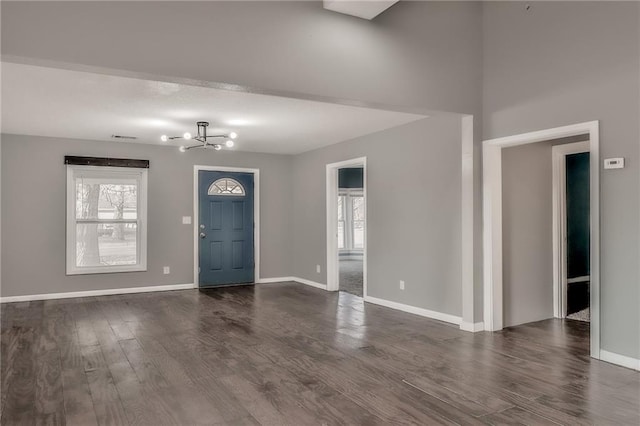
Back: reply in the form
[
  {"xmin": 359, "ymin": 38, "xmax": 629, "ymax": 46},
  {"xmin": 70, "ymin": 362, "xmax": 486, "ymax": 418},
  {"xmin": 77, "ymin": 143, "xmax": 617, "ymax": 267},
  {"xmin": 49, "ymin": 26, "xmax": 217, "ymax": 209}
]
[{"xmin": 1, "ymin": 62, "xmax": 425, "ymax": 155}]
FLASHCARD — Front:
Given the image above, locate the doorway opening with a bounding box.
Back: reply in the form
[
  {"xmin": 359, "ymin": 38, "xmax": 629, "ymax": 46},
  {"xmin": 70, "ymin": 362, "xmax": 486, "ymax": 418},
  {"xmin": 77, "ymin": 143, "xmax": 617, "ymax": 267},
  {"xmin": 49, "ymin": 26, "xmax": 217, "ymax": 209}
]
[
  {"xmin": 552, "ymin": 142, "xmax": 590, "ymax": 322},
  {"xmin": 482, "ymin": 121, "xmax": 600, "ymax": 358},
  {"xmin": 326, "ymin": 158, "xmax": 367, "ymax": 297},
  {"xmin": 337, "ymin": 169, "xmax": 365, "ymax": 296}
]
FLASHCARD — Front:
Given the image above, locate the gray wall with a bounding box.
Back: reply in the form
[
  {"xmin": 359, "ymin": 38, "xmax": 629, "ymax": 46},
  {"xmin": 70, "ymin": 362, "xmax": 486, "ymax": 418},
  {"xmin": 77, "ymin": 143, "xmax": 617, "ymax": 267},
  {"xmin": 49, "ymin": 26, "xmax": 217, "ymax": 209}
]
[
  {"xmin": 0, "ymin": 134, "xmax": 293, "ymax": 297},
  {"xmin": 292, "ymin": 116, "xmax": 462, "ymax": 316},
  {"xmin": 502, "ymin": 142, "xmax": 554, "ymax": 327},
  {"xmin": 484, "ymin": 1, "xmax": 640, "ymax": 358},
  {"xmin": 1, "ymin": 1, "xmax": 483, "ymax": 115}
]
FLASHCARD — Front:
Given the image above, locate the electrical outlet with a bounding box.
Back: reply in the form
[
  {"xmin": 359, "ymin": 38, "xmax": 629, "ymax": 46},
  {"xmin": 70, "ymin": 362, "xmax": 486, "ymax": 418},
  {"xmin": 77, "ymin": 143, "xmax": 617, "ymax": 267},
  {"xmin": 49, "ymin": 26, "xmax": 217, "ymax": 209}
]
[
  {"xmin": 316, "ymin": 264, "xmax": 321, "ymax": 274},
  {"xmin": 163, "ymin": 266, "xmax": 170, "ymax": 275},
  {"xmin": 399, "ymin": 280, "xmax": 405, "ymax": 290}
]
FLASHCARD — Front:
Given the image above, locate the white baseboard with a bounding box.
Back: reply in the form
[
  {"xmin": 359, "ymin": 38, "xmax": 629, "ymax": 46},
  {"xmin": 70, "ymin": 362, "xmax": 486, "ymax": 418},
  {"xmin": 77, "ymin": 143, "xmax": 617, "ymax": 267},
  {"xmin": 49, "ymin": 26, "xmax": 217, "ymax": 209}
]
[
  {"xmin": 460, "ymin": 321, "xmax": 485, "ymax": 332},
  {"xmin": 255, "ymin": 276, "xmax": 327, "ymax": 290},
  {"xmin": 291, "ymin": 277, "xmax": 327, "ymax": 290},
  {"xmin": 255, "ymin": 277, "xmax": 296, "ymax": 284},
  {"xmin": 1, "ymin": 277, "xmax": 324, "ymax": 302},
  {"xmin": 600, "ymin": 349, "xmax": 640, "ymax": 371},
  {"xmin": 0, "ymin": 283, "xmax": 195, "ymax": 303},
  {"xmin": 363, "ymin": 295, "xmax": 461, "ymax": 326}
]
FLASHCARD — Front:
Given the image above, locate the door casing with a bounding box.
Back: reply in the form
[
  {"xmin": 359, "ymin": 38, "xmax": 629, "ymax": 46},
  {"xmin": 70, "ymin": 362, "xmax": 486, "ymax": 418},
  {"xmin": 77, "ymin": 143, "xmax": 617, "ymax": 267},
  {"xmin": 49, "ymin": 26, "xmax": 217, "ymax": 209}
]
[
  {"xmin": 193, "ymin": 165, "xmax": 260, "ymax": 288},
  {"xmin": 482, "ymin": 121, "xmax": 600, "ymax": 359}
]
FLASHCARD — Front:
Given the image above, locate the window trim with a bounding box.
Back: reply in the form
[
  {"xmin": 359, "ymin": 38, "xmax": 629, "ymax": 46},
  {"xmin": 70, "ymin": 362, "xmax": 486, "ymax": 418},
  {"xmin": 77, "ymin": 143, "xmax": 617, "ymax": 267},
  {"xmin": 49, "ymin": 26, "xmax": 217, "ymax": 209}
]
[{"xmin": 66, "ymin": 165, "xmax": 148, "ymax": 275}]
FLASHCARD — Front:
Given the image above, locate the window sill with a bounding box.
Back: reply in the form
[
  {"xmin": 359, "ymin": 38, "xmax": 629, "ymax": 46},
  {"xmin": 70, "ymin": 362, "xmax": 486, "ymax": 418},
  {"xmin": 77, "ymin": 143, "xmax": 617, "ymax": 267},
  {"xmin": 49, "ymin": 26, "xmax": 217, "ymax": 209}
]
[{"xmin": 66, "ymin": 264, "xmax": 147, "ymax": 275}]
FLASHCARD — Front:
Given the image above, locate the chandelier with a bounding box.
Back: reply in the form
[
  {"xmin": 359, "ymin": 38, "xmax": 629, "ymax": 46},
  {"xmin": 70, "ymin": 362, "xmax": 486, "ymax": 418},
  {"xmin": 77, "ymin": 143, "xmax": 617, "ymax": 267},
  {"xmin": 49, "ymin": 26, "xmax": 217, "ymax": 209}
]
[{"xmin": 161, "ymin": 121, "xmax": 237, "ymax": 152}]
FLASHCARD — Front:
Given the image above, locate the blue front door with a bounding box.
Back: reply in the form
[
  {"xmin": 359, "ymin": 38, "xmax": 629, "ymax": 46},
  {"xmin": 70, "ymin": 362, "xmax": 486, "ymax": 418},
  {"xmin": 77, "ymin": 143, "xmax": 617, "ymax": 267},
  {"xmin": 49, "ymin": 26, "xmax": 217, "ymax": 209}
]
[{"xmin": 199, "ymin": 171, "xmax": 255, "ymax": 287}]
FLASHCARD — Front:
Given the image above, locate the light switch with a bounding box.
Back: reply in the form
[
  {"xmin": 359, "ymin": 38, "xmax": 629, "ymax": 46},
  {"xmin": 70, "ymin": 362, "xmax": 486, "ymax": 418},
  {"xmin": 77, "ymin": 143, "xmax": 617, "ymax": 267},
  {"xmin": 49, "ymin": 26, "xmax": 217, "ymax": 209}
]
[
  {"xmin": 604, "ymin": 158, "xmax": 624, "ymax": 169},
  {"xmin": 182, "ymin": 216, "xmax": 192, "ymax": 224}
]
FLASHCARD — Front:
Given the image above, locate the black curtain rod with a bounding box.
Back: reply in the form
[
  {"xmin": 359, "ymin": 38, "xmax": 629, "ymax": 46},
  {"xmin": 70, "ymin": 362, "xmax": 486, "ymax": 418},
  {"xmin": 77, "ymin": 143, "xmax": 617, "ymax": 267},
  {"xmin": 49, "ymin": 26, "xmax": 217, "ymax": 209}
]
[{"xmin": 64, "ymin": 156, "xmax": 149, "ymax": 169}]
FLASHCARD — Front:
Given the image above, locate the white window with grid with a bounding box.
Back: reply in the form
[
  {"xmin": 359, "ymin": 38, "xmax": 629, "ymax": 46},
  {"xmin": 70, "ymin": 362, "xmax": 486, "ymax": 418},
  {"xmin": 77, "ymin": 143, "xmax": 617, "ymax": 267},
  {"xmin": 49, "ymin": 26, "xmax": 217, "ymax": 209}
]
[
  {"xmin": 66, "ymin": 165, "xmax": 148, "ymax": 275},
  {"xmin": 338, "ymin": 190, "xmax": 364, "ymax": 251}
]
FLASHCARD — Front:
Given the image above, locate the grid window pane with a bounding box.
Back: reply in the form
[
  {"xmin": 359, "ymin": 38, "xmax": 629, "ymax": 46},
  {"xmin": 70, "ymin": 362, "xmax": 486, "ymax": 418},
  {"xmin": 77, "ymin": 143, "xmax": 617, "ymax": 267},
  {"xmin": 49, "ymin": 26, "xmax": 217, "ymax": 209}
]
[
  {"xmin": 352, "ymin": 196, "xmax": 364, "ymax": 221},
  {"xmin": 76, "ymin": 223, "xmax": 137, "ymax": 267},
  {"xmin": 338, "ymin": 193, "xmax": 364, "ymax": 250},
  {"xmin": 353, "ymin": 221, "xmax": 364, "ymax": 249},
  {"xmin": 76, "ymin": 179, "xmax": 137, "ymax": 220},
  {"xmin": 208, "ymin": 178, "xmax": 245, "ymax": 196}
]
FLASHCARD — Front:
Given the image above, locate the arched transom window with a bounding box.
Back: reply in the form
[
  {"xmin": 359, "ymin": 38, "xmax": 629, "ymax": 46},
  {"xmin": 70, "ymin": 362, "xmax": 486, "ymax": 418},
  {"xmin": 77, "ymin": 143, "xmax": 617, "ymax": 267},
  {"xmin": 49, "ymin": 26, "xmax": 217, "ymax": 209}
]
[{"xmin": 208, "ymin": 178, "xmax": 245, "ymax": 196}]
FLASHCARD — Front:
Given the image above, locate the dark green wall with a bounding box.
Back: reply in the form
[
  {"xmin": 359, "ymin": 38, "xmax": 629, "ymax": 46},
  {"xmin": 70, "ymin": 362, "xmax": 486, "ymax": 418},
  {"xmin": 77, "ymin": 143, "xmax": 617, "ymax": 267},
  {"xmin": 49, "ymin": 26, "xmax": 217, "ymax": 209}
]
[
  {"xmin": 339, "ymin": 167, "xmax": 363, "ymax": 189},
  {"xmin": 566, "ymin": 152, "xmax": 590, "ymax": 278}
]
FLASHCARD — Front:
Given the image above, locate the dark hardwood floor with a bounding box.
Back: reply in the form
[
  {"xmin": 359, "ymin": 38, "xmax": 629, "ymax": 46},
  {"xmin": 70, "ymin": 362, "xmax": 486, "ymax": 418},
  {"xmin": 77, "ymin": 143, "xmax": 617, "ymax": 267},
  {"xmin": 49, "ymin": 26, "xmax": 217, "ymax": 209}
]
[{"xmin": 1, "ymin": 282, "xmax": 638, "ymax": 425}]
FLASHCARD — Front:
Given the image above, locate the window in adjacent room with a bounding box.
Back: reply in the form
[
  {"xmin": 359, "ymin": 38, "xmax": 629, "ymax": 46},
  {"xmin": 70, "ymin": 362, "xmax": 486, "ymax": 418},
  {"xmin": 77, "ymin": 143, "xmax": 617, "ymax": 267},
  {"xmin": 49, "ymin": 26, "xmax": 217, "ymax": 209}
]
[
  {"xmin": 338, "ymin": 190, "xmax": 364, "ymax": 251},
  {"xmin": 351, "ymin": 195, "xmax": 365, "ymax": 249},
  {"xmin": 66, "ymin": 165, "xmax": 148, "ymax": 274},
  {"xmin": 337, "ymin": 195, "xmax": 346, "ymax": 249}
]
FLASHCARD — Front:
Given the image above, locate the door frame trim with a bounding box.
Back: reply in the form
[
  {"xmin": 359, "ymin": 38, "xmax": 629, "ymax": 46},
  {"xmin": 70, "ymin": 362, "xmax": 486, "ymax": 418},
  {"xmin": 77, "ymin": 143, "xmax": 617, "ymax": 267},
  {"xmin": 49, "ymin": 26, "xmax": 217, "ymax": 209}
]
[
  {"xmin": 193, "ymin": 165, "xmax": 260, "ymax": 288},
  {"xmin": 482, "ymin": 121, "xmax": 600, "ymax": 359},
  {"xmin": 551, "ymin": 141, "xmax": 590, "ymax": 319},
  {"xmin": 326, "ymin": 157, "xmax": 367, "ymax": 295}
]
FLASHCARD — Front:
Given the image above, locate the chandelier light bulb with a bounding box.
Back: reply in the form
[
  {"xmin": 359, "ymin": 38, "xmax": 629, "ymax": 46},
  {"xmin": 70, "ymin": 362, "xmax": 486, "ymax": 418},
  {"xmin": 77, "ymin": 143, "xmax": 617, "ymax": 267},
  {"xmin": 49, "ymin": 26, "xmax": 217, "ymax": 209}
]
[
  {"xmin": 225, "ymin": 140, "xmax": 234, "ymax": 148},
  {"xmin": 229, "ymin": 132, "xmax": 238, "ymax": 139},
  {"xmin": 179, "ymin": 146, "xmax": 186, "ymax": 153},
  {"xmin": 160, "ymin": 135, "xmax": 168, "ymax": 142},
  {"xmin": 214, "ymin": 144, "xmax": 222, "ymax": 151},
  {"xmin": 183, "ymin": 132, "xmax": 192, "ymax": 140}
]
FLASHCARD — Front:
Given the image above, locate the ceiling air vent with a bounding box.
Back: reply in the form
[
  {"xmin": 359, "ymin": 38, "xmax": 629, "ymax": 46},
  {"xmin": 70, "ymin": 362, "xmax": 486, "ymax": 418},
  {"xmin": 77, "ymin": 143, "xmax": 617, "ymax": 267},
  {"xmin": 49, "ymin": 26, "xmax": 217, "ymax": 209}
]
[{"xmin": 111, "ymin": 135, "xmax": 138, "ymax": 140}]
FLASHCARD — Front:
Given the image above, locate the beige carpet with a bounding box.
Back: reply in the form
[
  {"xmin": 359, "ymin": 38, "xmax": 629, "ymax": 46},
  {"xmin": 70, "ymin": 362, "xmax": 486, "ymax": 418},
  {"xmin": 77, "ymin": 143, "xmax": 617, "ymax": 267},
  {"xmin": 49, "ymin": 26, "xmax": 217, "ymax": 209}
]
[
  {"xmin": 339, "ymin": 259, "xmax": 363, "ymax": 297},
  {"xmin": 567, "ymin": 307, "xmax": 590, "ymax": 322}
]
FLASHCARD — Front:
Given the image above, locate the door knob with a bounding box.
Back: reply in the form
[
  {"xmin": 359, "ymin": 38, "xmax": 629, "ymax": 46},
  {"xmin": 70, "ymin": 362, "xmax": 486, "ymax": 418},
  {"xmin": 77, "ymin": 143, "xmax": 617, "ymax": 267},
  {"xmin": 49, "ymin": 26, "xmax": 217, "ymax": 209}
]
[{"xmin": 200, "ymin": 232, "xmax": 206, "ymax": 239}]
